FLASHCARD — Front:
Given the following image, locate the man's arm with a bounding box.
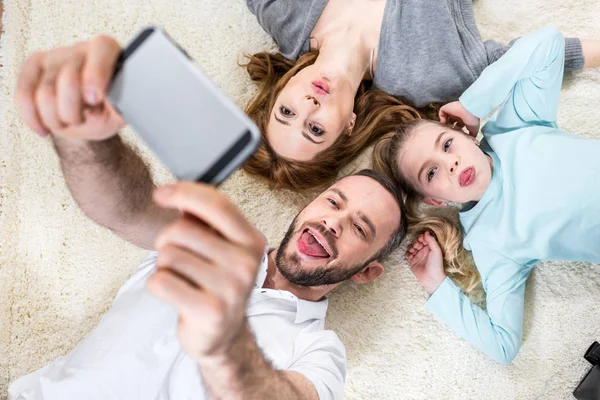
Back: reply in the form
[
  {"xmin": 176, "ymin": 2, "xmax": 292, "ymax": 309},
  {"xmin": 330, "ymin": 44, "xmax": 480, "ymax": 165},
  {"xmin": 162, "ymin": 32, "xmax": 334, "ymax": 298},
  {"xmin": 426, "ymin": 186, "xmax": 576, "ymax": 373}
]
[
  {"xmin": 53, "ymin": 135, "xmax": 178, "ymax": 249},
  {"xmin": 199, "ymin": 326, "xmax": 318, "ymax": 400},
  {"xmin": 15, "ymin": 35, "xmax": 179, "ymax": 249}
]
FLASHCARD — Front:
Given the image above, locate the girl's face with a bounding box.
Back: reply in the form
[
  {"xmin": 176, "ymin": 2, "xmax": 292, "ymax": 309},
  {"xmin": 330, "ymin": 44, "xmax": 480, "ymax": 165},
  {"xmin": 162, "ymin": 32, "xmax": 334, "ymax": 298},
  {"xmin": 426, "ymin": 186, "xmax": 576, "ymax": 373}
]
[
  {"xmin": 266, "ymin": 65, "xmax": 357, "ymax": 161},
  {"xmin": 398, "ymin": 123, "xmax": 493, "ymax": 205}
]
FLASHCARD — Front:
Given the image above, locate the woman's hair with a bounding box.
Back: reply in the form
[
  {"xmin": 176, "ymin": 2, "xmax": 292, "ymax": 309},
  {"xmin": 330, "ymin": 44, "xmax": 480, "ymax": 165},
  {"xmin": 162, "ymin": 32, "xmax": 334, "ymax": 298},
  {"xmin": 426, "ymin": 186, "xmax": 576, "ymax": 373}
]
[
  {"xmin": 372, "ymin": 120, "xmax": 482, "ymax": 296},
  {"xmin": 242, "ymin": 51, "xmax": 439, "ymax": 191}
]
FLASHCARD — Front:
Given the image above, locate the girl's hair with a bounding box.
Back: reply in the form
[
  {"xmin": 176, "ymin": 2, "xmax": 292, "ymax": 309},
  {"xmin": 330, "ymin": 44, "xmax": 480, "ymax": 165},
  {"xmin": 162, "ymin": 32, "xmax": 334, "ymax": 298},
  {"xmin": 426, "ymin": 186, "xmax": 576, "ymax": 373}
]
[
  {"xmin": 242, "ymin": 51, "xmax": 439, "ymax": 191},
  {"xmin": 372, "ymin": 120, "xmax": 482, "ymax": 295}
]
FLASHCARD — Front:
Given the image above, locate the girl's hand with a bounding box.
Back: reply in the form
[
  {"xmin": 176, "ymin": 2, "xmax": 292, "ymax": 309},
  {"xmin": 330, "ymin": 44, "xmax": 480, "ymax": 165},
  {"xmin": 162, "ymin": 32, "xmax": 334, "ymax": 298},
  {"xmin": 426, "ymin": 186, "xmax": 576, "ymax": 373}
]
[
  {"xmin": 405, "ymin": 231, "xmax": 446, "ymax": 295},
  {"xmin": 439, "ymin": 101, "xmax": 480, "ymax": 137}
]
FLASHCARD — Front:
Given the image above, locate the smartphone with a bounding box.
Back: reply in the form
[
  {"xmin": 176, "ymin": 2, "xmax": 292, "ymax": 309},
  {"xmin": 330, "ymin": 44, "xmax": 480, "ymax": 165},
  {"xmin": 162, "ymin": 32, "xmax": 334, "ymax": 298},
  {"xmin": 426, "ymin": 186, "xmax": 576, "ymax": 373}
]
[{"xmin": 107, "ymin": 26, "xmax": 260, "ymax": 184}]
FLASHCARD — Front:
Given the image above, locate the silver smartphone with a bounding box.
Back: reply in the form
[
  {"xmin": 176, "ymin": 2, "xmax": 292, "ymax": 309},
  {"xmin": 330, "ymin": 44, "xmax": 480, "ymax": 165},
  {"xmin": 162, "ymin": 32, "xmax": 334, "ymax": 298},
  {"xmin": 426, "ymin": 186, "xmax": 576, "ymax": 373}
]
[{"xmin": 108, "ymin": 26, "xmax": 260, "ymax": 184}]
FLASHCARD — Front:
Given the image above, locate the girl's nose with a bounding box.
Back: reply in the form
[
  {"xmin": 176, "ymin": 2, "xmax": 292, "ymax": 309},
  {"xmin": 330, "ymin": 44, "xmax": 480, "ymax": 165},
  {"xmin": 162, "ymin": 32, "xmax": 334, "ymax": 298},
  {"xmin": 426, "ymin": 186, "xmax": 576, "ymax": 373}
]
[{"xmin": 450, "ymin": 160, "xmax": 459, "ymax": 173}]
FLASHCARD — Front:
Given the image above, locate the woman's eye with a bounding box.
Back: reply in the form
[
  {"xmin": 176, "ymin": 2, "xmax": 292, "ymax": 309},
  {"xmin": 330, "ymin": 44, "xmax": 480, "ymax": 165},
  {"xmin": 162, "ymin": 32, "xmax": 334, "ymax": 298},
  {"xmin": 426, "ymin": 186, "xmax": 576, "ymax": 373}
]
[
  {"xmin": 444, "ymin": 139, "xmax": 453, "ymax": 152},
  {"xmin": 280, "ymin": 106, "xmax": 294, "ymax": 117},
  {"xmin": 427, "ymin": 168, "xmax": 437, "ymax": 182},
  {"xmin": 328, "ymin": 198, "xmax": 338, "ymax": 208},
  {"xmin": 309, "ymin": 124, "xmax": 324, "ymax": 136}
]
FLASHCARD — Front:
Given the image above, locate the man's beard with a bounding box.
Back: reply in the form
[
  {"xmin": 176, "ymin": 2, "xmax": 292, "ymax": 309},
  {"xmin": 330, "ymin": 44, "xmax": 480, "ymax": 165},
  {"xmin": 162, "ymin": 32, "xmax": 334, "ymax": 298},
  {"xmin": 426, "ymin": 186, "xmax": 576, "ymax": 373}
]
[{"xmin": 275, "ymin": 215, "xmax": 368, "ymax": 287}]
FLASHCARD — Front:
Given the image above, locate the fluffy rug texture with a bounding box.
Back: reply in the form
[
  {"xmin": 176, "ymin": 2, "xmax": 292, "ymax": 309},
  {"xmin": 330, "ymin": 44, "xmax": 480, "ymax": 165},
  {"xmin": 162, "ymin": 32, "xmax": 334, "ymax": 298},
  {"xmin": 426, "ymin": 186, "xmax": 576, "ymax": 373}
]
[{"xmin": 1, "ymin": 0, "xmax": 599, "ymax": 399}]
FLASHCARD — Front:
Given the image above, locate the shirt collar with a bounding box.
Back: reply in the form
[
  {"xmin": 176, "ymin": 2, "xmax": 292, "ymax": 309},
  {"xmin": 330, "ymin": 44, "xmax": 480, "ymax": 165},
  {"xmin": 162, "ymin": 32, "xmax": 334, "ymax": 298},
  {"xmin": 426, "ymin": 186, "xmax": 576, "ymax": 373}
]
[
  {"xmin": 259, "ymin": 246, "xmax": 329, "ymax": 323},
  {"xmin": 294, "ymin": 296, "xmax": 328, "ymax": 324}
]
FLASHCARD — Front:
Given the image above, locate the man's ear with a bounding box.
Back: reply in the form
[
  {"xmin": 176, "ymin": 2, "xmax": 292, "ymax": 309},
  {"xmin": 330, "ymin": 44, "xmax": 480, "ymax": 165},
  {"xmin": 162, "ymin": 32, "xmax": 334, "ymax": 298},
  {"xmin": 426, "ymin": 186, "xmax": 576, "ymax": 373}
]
[
  {"xmin": 352, "ymin": 260, "xmax": 384, "ymax": 284},
  {"xmin": 423, "ymin": 197, "xmax": 447, "ymax": 207}
]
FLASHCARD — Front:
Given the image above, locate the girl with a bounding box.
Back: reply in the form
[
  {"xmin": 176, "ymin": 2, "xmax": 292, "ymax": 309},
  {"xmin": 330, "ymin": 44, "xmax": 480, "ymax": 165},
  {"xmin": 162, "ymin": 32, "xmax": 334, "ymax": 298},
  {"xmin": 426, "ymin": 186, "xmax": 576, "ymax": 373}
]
[
  {"xmin": 373, "ymin": 27, "xmax": 600, "ymax": 364},
  {"xmin": 243, "ymin": 0, "xmax": 600, "ymax": 190}
]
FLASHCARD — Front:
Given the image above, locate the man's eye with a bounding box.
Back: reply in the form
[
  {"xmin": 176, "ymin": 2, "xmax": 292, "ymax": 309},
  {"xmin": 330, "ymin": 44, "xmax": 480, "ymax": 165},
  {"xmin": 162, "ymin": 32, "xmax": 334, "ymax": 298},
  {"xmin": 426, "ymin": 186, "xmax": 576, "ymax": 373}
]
[
  {"xmin": 427, "ymin": 168, "xmax": 437, "ymax": 182},
  {"xmin": 444, "ymin": 139, "xmax": 453, "ymax": 152},
  {"xmin": 280, "ymin": 106, "xmax": 294, "ymax": 117},
  {"xmin": 355, "ymin": 224, "xmax": 366, "ymax": 238},
  {"xmin": 328, "ymin": 198, "xmax": 338, "ymax": 208},
  {"xmin": 309, "ymin": 124, "xmax": 324, "ymax": 136}
]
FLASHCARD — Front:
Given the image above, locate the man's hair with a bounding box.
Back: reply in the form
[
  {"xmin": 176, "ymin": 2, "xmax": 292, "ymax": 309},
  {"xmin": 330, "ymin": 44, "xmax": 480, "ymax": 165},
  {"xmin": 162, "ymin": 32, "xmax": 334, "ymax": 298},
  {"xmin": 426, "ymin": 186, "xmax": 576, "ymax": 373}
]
[{"xmin": 350, "ymin": 169, "xmax": 407, "ymax": 263}]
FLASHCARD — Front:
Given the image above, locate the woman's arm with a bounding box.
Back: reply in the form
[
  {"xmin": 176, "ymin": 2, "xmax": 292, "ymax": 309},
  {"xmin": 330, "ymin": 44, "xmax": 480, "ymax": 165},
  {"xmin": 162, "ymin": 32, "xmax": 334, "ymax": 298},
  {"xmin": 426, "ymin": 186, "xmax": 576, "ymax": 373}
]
[{"xmin": 460, "ymin": 27, "xmax": 566, "ymax": 131}]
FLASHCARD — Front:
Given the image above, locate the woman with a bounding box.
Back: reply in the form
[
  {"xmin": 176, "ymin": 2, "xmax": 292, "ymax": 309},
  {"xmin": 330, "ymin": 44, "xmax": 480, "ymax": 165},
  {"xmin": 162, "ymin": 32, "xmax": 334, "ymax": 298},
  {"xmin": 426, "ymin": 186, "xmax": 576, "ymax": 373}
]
[
  {"xmin": 373, "ymin": 27, "xmax": 600, "ymax": 364},
  {"xmin": 243, "ymin": 0, "xmax": 598, "ymax": 190}
]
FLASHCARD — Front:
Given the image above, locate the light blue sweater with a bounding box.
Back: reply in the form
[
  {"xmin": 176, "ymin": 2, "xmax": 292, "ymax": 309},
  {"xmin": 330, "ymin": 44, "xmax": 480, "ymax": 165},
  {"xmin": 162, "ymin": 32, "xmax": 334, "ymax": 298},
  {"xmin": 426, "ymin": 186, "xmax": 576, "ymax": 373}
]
[{"xmin": 425, "ymin": 27, "xmax": 600, "ymax": 365}]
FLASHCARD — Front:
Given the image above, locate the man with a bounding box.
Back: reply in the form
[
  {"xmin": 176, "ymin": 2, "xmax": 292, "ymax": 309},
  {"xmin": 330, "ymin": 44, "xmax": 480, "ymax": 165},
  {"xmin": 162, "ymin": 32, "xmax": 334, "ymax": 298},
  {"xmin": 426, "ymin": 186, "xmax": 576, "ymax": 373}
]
[{"xmin": 10, "ymin": 36, "xmax": 407, "ymax": 399}]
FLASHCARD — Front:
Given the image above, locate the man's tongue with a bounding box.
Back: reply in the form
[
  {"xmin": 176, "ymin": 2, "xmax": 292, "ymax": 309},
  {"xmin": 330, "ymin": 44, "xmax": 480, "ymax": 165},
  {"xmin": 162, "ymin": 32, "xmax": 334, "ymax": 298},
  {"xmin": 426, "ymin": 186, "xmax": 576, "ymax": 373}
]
[{"xmin": 298, "ymin": 231, "xmax": 329, "ymax": 258}]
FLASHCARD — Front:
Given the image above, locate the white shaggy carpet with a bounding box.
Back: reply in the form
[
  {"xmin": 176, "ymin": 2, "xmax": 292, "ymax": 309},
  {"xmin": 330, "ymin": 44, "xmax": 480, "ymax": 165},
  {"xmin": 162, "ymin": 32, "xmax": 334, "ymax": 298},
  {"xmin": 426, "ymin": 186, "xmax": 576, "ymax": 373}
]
[{"xmin": 1, "ymin": 1, "xmax": 599, "ymax": 399}]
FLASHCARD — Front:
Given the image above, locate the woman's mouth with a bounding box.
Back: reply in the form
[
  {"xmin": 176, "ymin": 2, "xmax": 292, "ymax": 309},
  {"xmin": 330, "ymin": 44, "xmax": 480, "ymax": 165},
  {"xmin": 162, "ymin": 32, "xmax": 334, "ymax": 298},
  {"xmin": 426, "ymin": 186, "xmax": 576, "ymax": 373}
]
[
  {"xmin": 311, "ymin": 80, "xmax": 330, "ymax": 95},
  {"xmin": 459, "ymin": 167, "xmax": 476, "ymax": 187}
]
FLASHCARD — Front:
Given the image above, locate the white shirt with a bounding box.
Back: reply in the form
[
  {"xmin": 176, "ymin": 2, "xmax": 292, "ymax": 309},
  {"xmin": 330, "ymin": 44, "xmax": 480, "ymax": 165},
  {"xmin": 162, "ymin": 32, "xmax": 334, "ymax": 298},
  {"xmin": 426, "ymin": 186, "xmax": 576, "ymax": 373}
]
[{"xmin": 9, "ymin": 251, "xmax": 346, "ymax": 400}]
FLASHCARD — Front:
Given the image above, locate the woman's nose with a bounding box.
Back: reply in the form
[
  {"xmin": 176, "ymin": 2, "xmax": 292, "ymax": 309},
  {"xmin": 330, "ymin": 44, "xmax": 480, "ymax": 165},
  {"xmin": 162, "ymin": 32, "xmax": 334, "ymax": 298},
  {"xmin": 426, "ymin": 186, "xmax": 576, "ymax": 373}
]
[{"xmin": 305, "ymin": 95, "xmax": 320, "ymax": 107}]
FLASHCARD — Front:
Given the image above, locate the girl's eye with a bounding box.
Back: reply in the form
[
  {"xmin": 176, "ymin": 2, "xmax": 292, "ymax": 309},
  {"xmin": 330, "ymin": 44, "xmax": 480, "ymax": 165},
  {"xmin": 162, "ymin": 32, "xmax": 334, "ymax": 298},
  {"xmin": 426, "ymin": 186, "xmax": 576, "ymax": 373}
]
[
  {"xmin": 427, "ymin": 167, "xmax": 437, "ymax": 182},
  {"xmin": 328, "ymin": 198, "xmax": 338, "ymax": 208},
  {"xmin": 444, "ymin": 139, "xmax": 453, "ymax": 152},
  {"xmin": 280, "ymin": 106, "xmax": 294, "ymax": 117},
  {"xmin": 309, "ymin": 124, "xmax": 324, "ymax": 136}
]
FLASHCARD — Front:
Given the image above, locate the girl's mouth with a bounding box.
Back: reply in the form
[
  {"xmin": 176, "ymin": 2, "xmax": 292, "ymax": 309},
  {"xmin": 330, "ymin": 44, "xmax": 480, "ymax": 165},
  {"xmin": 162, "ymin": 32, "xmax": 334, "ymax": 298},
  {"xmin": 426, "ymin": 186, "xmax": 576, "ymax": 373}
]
[{"xmin": 459, "ymin": 167, "xmax": 476, "ymax": 187}]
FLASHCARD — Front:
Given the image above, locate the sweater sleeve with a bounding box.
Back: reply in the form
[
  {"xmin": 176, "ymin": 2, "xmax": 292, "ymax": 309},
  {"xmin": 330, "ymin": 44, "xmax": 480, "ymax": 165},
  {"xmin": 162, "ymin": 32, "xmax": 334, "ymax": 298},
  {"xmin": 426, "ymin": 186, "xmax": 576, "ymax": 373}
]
[
  {"xmin": 426, "ymin": 251, "xmax": 532, "ymax": 365},
  {"xmin": 459, "ymin": 27, "xmax": 565, "ymax": 133}
]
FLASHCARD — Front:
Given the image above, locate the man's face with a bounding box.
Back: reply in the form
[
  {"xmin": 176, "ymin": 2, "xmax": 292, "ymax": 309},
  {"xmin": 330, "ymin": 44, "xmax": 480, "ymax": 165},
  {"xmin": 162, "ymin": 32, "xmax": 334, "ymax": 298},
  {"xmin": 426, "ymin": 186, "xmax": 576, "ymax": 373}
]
[{"xmin": 276, "ymin": 175, "xmax": 401, "ymax": 287}]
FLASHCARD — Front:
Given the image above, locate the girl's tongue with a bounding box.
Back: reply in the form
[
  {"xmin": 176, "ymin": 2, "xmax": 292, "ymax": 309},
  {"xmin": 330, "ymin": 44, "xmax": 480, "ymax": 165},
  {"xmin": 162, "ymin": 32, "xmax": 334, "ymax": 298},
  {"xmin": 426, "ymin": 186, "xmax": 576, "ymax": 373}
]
[{"xmin": 298, "ymin": 230, "xmax": 329, "ymax": 258}]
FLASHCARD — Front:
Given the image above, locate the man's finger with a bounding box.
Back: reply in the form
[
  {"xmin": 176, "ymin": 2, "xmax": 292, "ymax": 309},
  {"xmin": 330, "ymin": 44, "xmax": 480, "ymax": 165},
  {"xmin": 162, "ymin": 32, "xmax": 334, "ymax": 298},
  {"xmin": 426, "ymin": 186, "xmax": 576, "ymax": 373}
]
[
  {"xmin": 155, "ymin": 216, "xmax": 235, "ymax": 264},
  {"xmin": 16, "ymin": 52, "xmax": 48, "ymax": 136},
  {"xmin": 56, "ymin": 55, "xmax": 85, "ymax": 125},
  {"xmin": 154, "ymin": 183, "xmax": 264, "ymax": 250},
  {"xmin": 156, "ymin": 244, "xmax": 225, "ymax": 293},
  {"xmin": 35, "ymin": 66, "xmax": 67, "ymax": 132},
  {"xmin": 81, "ymin": 35, "xmax": 121, "ymax": 106},
  {"xmin": 147, "ymin": 269, "xmax": 217, "ymax": 317}
]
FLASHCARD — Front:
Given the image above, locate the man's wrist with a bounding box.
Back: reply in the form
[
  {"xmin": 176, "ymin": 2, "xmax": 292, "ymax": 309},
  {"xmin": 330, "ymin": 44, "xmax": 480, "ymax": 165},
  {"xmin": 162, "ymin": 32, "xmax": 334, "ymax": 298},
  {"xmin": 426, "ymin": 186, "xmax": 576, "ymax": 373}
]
[{"xmin": 197, "ymin": 324, "xmax": 256, "ymax": 369}]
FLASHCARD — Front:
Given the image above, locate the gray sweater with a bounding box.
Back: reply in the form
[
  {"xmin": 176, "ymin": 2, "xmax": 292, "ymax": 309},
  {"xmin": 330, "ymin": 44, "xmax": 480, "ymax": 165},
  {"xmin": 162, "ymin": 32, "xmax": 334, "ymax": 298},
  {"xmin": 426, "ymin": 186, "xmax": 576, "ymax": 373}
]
[{"xmin": 247, "ymin": 0, "xmax": 583, "ymax": 107}]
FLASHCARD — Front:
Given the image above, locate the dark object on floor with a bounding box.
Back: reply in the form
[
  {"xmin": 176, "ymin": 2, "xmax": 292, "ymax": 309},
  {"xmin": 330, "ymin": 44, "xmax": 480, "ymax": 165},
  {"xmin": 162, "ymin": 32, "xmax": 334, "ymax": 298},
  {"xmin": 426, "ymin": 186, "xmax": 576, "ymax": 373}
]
[{"xmin": 574, "ymin": 342, "xmax": 600, "ymax": 400}]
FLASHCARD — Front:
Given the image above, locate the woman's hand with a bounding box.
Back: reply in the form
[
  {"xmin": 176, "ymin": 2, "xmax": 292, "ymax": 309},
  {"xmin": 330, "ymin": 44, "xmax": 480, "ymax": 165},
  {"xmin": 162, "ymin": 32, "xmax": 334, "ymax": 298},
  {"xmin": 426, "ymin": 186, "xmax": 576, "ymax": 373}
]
[
  {"xmin": 439, "ymin": 101, "xmax": 480, "ymax": 137},
  {"xmin": 406, "ymin": 231, "xmax": 446, "ymax": 295},
  {"xmin": 16, "ymin": 35, "xmax": 125, "ymax": 140}
]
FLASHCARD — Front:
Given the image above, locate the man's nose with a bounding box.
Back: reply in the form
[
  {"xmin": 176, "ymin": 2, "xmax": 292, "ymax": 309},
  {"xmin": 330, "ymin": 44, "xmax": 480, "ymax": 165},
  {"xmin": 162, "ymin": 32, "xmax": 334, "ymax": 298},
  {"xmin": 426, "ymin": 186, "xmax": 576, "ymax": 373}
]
[{"xmin": 322, "ymin": 218, "xmax": 341, "ymax": 238}]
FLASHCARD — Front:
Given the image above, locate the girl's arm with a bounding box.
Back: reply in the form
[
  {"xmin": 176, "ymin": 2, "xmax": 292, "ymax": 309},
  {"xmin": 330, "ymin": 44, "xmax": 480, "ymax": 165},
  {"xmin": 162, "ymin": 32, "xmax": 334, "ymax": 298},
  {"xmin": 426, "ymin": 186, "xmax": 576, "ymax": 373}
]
[
  {"xmin": 459, "ymin": 27, "xmax": 566, "ymax": 132},
  {"xmin": 408, "ymin": 236, "xmax": 530, "ymax": 365}
]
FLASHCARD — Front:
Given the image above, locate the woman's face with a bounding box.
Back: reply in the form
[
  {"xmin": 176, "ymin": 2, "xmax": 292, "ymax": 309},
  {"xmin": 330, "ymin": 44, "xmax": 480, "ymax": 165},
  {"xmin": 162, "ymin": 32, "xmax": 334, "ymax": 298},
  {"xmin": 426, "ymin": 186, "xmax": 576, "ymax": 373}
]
[
  {"xmin": 398, "ymin": 123, "xmax": 493, "ymax": 205},
  {"xmin": 267, "ymin": 65, "xmax": 357, "ymax": 161}
]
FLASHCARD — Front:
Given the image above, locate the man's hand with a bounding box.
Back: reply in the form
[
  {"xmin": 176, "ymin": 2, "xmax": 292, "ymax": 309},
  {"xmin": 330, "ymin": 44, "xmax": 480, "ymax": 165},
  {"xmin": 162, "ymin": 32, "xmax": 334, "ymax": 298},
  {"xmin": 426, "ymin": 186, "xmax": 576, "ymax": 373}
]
[
  {"xmin": 16, "ymin": 35, "xmax": 125, "ymax": 140},
  {"xmin": 405, "ymin": 231, "xmax": 446, "ymax": 295},
  {"xmin": 439, "ymin": 101, "xmax": 480, "ymax": 137},
  {"xmin": 147, "ymin": 182, "xmax": 266, "ymax": 360}
]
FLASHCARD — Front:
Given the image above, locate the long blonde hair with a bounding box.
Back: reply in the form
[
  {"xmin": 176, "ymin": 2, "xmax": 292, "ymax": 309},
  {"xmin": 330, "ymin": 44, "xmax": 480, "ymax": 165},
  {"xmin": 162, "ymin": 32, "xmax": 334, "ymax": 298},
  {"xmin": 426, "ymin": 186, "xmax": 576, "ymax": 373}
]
[
  {"xmin": 242, "ymin": 51, "xmax": 440, "ymax": 191},
  {"xmin": 373, "ymin": 120, "xmax": 482, "ymax": 296}
]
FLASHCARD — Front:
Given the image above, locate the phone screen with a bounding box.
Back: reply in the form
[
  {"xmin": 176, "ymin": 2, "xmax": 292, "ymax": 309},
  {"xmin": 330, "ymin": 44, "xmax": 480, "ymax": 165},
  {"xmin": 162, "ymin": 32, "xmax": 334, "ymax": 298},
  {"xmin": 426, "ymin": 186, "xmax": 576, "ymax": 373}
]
[{"xmin": 108, "ymin": 28, "xmax": 259, "ymax": 183}]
